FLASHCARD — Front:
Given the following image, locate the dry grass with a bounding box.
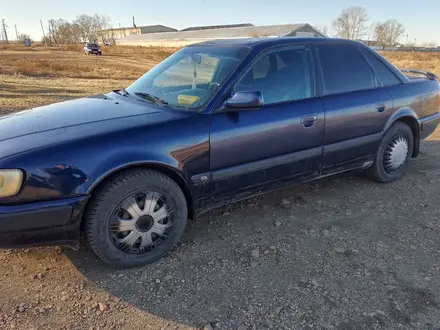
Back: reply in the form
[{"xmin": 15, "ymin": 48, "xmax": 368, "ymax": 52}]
[
  {"xmin": 381, "ymin": 51, "xmax": 440, "ymax": 77},
  {"xmin": 0, "ymin": 45, "xmax": 177, "ymax": 79},
  {"xmin": 0, "ymin": 45, "xmax": 178, "ymax": 113},
  {"xmin": 3, "ymin": 57, "xmax": 140, "ymax": 79},
  {"xmin": 1, "ymin": 45, "xmax": 439, "ymax": 115}
]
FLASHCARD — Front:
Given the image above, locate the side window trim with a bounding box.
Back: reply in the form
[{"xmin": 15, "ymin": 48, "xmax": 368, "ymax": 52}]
[
  {"xmin": 353, "ymin": 46, "xmax": 381, "ymax": 88},
  {"xmin": 358, "ymin": 47, "xmax": 403, "ymax": 87},
  {"xmin": 310, "ymin": 44, "xmax": 324, "ymax": 97},
  {"xmin": 231, "ymin": 44, "xmax": 315, "ymax": 105}
]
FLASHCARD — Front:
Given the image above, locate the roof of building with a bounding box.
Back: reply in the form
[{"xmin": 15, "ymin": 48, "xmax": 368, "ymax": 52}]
[
  {"xmin": 191, "ymin": 37, "xmax": 357, "ymax": 48},
  {"xmin": 139, "ymin": 25, "xmax": 177, "ymax": 33},
  {"xmin": 100, "ymin": 24, "xmax": 177, "ymax": 33},
  {"xmin": 180, "ymin": 23, "xmax": 254, "ymax": 32},
  {"xmin": 119, "ymin": 23, "xmax": 326, "ymax": 41}
]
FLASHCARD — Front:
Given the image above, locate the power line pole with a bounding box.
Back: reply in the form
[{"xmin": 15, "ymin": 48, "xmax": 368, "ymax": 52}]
[
  {"xmin": 47, "ymin": 24, "xmax": 52, "ymax": 44},
  {"xmin": 14, "ymin": 24, "xmax": 19, "ymax": 44},
  {"xmin": 1, "ymin": 19, "xmax": 8, "ymax": 44},
  {"xmin": 40, "ymin": 19, "xmax": 47, "ymax": 46}
]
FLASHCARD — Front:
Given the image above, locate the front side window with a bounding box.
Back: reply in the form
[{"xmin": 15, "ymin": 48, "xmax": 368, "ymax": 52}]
[
  {"xmin": 317, "ymin": 44, "xmax": 376, "ymax": 95},
  {"xmin": 126, "ymin": 46, "xmax": 249, "ymax": 111},
  {"xmin": 234, "ymin": 47, "xmax": 312, "ymax": 105}
]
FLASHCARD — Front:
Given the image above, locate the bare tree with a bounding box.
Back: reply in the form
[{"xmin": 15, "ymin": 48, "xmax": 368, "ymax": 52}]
[
  {"xmin": 74, "ymin": 14, "xmax": 110, "ymax": 43},
  {"xmin": 17, "ymin": 33, "xmax": 30, "ymax": 41},
  {"xmin": 48, "ymin": 19, "xmax": 81, "ymax": 44},
  {"xmin": 74, "ymin": 15, "xmax": 95, "ymax": 42},
  {"xmin": 332, "ymin": 6, "xmax": 369, "ymax": 40},
  {"xmin": 374, "ymin": 20, "xmax": 405, "ymax": 46},
  {"xmin": 314, "ymin": 25, "xmax": 329, "ymax": 36},
  {"xmin": 92, "ymin": 14, "xmax": 110, "ymax": 32},
  {"xmin": 45, "ymin": 14, "xmax": 110, "ymax": 44}
]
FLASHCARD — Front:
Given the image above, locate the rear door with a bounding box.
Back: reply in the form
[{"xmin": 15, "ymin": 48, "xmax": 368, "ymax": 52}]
[
  {"xmin": 209, "ymin": 45, "xmax": 325, "ymax": 201},
  {"xmin": 316, "ymin": 43, "xmax": 394, "ymax": 173}
]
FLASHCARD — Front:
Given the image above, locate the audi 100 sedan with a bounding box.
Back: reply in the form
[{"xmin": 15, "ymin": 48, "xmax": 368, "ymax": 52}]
[{"xmin": 1, "ymin": 38, "xmax": 439, "ymax": 268}]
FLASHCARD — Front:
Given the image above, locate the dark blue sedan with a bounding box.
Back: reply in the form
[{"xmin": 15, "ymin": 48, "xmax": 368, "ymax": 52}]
[{"xmin": 1, "ymin": 38, "xmax": 439, "ymax": 268}]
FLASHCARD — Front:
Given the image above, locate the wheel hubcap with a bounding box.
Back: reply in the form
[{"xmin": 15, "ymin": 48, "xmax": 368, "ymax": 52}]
[
  {"xmin": 135, "ymin": 215, "xmax": 154, "ymax": 232},
  {"xmin": 384, "ymin": 135, "xmax": 409, "ymax": 173},
  {"xmin": 110, "ymin": 191, "xmax": 172, "ymax": 254}
]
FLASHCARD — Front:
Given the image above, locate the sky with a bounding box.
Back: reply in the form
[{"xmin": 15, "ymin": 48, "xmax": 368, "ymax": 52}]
[{"xmin": 1, "ymin": 0, "xmax": 439, "ymax": 45}]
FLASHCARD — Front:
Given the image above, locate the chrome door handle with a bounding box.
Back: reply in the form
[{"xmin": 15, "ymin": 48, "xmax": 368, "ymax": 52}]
[
  {"xmin": 301, "ymin": 115, "xmax": 318, "ymax": 128},
  {"xmin": 301, "ymin": 115, "xmax": 318, "ymax": 123},
  {"xmin": 376, "ymin": 103, "xmax": 386, "ymax": 112}
]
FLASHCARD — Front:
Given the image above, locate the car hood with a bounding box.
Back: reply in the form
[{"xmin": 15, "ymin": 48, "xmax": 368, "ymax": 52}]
[{"xmin": 0, "ymin": 93, "xmax": 191, "ymax": 159}]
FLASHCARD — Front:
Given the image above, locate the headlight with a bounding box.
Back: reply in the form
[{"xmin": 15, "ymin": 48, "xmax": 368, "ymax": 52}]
[{"xmin": 0, "ymin": 170, "xmax": 24, "ymax": 198}]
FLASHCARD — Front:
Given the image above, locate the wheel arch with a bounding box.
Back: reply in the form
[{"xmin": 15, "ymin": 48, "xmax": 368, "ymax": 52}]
[
  {"xmin": 384, "ymin": 109, "xmax": 421, "ymax": 157},
  {"xmin": 85, "ymin": 162, "xmax": 195, "ymax": 220}
]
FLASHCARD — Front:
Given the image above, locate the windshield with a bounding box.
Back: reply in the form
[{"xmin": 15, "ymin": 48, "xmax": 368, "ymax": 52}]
[
  {"xmin": 87, "ymin": 43, "xmax": 99, "ymax": 48},
  {"xmin": 126, "ymin": 46, "xmax": 249, "ymax": 111}
]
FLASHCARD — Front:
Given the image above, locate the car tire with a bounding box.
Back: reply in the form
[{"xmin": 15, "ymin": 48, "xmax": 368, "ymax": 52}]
[
  {"xmin": 84, "ymin": 169, "xmax": 188, "ymax": 268},
  {"xmin": 367, "ymin": 122, "xmax": 414, "ymax": 183}
]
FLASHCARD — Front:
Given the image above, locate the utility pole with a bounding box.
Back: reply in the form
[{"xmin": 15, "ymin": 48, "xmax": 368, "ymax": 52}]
[
  {"xmin": 14, "ymin": 24, "xmax": 19, "ymax": 44},
  {"xmin": 1, "ymin": 19, "xmax": 8, "ymax": 44},
  {"xmin": 47, "ymin": 23, "xmax": 52, "ymax": 44},
  {"xmin": 40, "ymin": 19, "xmax": 47, "ymax": 46}
]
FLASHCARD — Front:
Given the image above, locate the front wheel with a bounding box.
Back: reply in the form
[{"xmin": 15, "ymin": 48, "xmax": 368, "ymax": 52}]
[
  {"xmin": 367, "ymin": 122, "xmax": 414, "ymax": 183},
  {"xmin": 84, "ymin": 169, "xmax": 188, "ymax": 268}
]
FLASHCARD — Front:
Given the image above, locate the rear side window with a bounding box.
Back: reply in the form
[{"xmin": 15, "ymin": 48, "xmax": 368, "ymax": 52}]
[
  {"xmin": 360, "ymin": 49, "xmax": 401, "ymax": 86},
  {"xmin": 317, "ymin": 44, "xmax": 376, "ymax": 95}
]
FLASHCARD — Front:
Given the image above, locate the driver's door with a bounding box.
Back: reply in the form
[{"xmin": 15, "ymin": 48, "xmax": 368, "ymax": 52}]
[{"xmin": 209, "ymin": 45, "xmax": 325, "ymax": 201}]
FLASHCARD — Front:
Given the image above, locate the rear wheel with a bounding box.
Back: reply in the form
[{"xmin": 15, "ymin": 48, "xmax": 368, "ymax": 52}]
[
  {"xmin": 367, "ymin": 122, "xmax": 414, "ymax": 183},
  {"xmin": 85, "ymin": 169, "xmax": 188, "ymax": 268}
]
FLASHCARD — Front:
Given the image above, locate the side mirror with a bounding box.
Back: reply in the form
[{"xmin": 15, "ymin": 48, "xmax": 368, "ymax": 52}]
[{"xmin": 224, "ymin": 91, "xmax": 264, "ymax": 110}]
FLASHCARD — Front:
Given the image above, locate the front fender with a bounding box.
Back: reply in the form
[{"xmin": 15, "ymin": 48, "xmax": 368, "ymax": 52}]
[{"xmin": 82, "ymin": 153, "xmax": 185, "ymax": 195}]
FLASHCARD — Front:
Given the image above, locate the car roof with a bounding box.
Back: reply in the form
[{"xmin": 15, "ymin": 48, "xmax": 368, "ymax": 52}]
[{"xmin": 190, "ymin": 37, "xmax": 364, "ymax": 49}]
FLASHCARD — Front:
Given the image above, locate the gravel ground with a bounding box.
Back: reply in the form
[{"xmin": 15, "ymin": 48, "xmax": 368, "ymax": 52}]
[{"xmin": 1, "ymin": 129, "xmax": 439, "ymax": 330}]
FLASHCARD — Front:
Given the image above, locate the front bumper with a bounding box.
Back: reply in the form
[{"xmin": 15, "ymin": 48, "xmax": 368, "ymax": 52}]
[{"xmin": 0, "ymin": 196, "xmax": 88, "ymax": 249}]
